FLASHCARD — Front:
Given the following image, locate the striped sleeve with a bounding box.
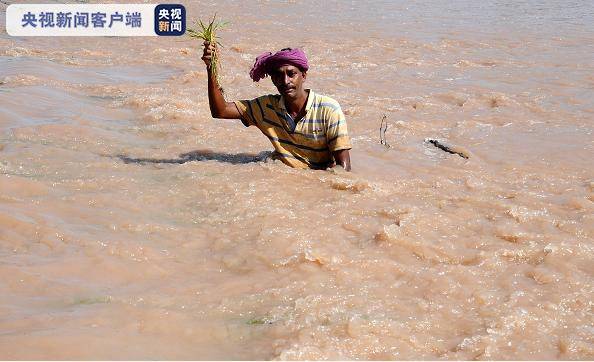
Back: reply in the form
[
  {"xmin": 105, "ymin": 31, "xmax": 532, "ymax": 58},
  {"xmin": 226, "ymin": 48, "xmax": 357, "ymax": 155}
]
[
  {"xmin": 234, "ymin": 96, "xmax": 268, "ymax": 127},
  {"xmin": 325, "ymin": 105, "xmax": 352, "ymax": 152}
]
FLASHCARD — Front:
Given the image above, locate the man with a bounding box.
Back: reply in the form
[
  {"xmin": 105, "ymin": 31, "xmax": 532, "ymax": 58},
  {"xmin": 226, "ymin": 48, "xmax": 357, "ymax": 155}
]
[{"xmin": 201, "ymin": 42, "xmax": 352, "ymax": 171}]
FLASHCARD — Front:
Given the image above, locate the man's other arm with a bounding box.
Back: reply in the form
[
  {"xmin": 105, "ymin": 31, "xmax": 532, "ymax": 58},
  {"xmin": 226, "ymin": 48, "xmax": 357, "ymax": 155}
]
[
  {"xmin": 333, "ymin": 149, "xmax": 351, "ymax": 171},
  {"xmin": 202, "ymin": 41, "xmax": 242, "ymax": 119}
]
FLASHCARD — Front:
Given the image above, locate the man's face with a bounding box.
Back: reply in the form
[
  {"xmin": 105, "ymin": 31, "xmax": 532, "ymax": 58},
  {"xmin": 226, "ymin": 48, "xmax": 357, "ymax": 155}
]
[{"xmin": 270, "ymin": 65, "xmax": 307, "ymax": 100}]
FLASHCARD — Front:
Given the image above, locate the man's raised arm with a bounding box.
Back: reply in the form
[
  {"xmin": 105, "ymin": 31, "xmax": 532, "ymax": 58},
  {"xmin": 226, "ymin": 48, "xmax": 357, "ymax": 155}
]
[{"xmin": 201, "ymin": 41, "xmax": 242, "ymax": 119}]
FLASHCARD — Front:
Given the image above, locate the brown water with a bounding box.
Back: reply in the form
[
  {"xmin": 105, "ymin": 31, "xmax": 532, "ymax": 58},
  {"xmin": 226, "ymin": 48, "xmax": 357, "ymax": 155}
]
[{"xmin": 1, "ymin": 1, "xmax": 593, "ymax": 360}]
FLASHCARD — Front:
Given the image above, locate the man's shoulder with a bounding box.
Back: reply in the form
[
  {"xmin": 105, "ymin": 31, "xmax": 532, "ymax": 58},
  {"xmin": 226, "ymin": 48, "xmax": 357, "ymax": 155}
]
[
  {"xmin": 313, "ymin": 92, "xmax": 339, "ymax": 104},
  {"xmin": 241, "ymin": 94, "xmax": 281, "ymax": 105},
  {"xmin": 310, "ymin": 91, "xmax": 342, "ymax": 112},
  {"xmin": 257, "ymin": 94, "xmax": 282, "ymax": 103}
]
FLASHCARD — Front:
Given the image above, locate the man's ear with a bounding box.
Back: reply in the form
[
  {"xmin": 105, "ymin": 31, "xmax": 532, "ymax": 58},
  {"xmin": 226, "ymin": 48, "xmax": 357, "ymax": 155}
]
[{"xmin": 302, "ymin": 71, "xmax": 307, "ymax": 81}]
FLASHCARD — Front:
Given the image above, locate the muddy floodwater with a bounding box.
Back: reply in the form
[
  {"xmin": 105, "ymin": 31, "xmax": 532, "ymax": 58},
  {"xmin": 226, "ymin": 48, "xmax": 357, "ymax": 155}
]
[{"xmin": 1, "ymin": 1, "xmax": 593, "ymax": 360}]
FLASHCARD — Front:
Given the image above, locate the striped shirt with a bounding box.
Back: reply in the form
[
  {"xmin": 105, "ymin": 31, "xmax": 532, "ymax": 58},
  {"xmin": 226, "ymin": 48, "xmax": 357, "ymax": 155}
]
[{"xmin": 234, "ymin": 89, "xmax": 352, "ymax": 169}]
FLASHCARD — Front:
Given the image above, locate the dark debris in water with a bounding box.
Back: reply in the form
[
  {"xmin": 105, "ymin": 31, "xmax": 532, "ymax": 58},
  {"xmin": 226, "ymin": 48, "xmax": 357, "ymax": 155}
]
[
  {"xmin": 379, "ymin": 114, "xmax": 390, "ymax": 148},
  {"xmin": 115, "ymin": 150, "xmax": 272, "ymax": 165},
  {"xmin": 426, "ymin": 138, "xmax": 470, "ymax": 159},
  {"xmin": 72, "ymin": 296, "xmax": 112, "ymax": 305},
  {"xmin": 246, "ymin": 317, "xmax": 273, "ymax": 325}
]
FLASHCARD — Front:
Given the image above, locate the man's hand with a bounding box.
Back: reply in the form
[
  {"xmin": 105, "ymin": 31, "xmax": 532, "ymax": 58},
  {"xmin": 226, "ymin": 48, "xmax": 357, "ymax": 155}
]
[
  {"xmin": 332, "ymin": 149, "xmax": 351, "ymax": 171},
  {"xmin": 201, "ymin": 40, "xmax": 216, "ymax": 68},
  {"xmin": 200, "ymin": 41, "xmax": 242, "ymax": 119}
]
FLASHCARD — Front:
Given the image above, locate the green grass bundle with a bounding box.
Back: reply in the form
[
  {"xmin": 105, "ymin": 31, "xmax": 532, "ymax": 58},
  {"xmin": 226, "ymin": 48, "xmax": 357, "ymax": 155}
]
[{"xmin": 187, "ymin": 14, "xmax": 228, "ymax": 86}]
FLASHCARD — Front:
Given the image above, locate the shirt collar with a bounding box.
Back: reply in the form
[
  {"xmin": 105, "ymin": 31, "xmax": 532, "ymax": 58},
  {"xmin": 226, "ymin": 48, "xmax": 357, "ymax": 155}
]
[{"xmin": 280, "ymin": 89, "xmax": 314, "ymax": 113}]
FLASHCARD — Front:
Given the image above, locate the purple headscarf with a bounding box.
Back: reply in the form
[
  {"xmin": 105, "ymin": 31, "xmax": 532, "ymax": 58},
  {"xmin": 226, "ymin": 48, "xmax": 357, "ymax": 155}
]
[{"xmin": 249, "ymin": 48, "xmax": 309, "ymax": 82}]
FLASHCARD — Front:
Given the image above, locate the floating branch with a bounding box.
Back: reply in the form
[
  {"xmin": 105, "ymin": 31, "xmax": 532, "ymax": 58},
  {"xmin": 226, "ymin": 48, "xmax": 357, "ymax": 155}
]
[
  {"xmin": 425, "ymin": 138, "xmax": 470, "ymax": 159},
  {"xmin": 379, "ymin": 114, "xmax": 390, "ymax": 148}
]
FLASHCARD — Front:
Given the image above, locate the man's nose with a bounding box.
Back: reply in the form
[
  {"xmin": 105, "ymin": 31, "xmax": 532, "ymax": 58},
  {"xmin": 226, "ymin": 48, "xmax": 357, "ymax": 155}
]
[{"xmin": 283, "ymin": 74, "xmax": 291, "ymax": 84}]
